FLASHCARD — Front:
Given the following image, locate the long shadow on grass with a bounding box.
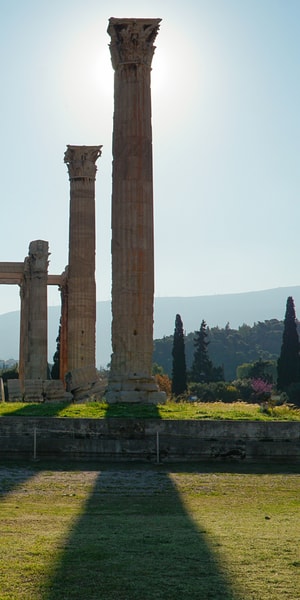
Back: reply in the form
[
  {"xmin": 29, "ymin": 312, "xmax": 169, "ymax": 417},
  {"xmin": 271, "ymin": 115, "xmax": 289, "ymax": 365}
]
[
  {"xmin": 0, "ymin": 402, "xmax": 74, "ymax": 417},
  {"xmin": 0, "ymin": 401, "xmax": 162, "ymax": 418},
  {"xmin": 103, "ymin": 401, "xmax": 162, "ymax": 418},
  {"xmin": 41, "ymin": 463, "xmax": 242, "ymax": 600},
  {"xmin": 170, "ymin": 460, "xmax": 300, "ymax": 476},
  {"xmin": 0, "ymin": 461, "xmax": 39, "ymax": 497}
]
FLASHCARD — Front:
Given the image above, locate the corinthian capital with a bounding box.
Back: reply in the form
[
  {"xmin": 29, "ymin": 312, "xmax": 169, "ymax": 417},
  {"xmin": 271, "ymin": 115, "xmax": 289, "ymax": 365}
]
[
  {"xmin": 108, "ymin": 18, "xmax": 161, "ymax": 70},
  {"xmin": 64, "ymin": 145, "xmax": 102, "ymax": 181},
  {"xmin": 26, "ymin": 240, "xmax": 49, "ymax": 277}
]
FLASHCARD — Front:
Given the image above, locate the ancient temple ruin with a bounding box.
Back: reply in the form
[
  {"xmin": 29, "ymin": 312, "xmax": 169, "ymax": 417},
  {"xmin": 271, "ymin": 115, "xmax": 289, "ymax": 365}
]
[
  {"xmin": 0, "ymin": 146, "xmax": 102, "ymax": 402},
  {"xmin": 0, "ymin": 241, "xmax": 49, "ymax": 384},
  {"xmin": 0, "ymin": 242, "xmax": 68, "ymax": 401},
  {"xmin": 1, "ymin": 17, "xmax": 165, "ymax": 404}
]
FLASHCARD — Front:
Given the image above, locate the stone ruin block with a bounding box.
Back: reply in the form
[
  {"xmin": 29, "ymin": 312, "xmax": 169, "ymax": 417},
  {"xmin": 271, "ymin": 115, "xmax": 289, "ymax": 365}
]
[
  {"xmin": 23, "ymin": 380, "xmax": 73, "ymax": 403},
  {"xmin": 0, "ymin": 378, "xmax": 5, "ymax": 402},
  {"xmin": 7, "ymin": 372, "xmax": 105, "ymax": 404},
  {"xmin": 23, "ymin": 380, "xmax": 44, "ymax": 402},
  {"xmin": 65, "ymin": 366, "xmax": 105, "ymax": 402},
  {"xmin": 66, "ymin": 366, "xmax": 98, "ymax": 390},
  {"xmin": 43, "ymin": 380, "xmax": 72, "ymax": 403},
  {"xmin": 7, "ymin": 379, "xmax": 23, "ymax": 402},
  {"xmin": 106, "ymin": 390, "xmax": 166, "ymax": 404}
]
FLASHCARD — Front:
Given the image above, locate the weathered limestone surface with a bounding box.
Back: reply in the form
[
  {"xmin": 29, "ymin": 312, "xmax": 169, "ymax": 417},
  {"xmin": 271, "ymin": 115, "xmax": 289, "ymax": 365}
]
[
  {"xmin": 1, "ymin": 418, "xmax": 299, "ymax": 461},
  {"xmin": 0, "ymin": 378, "xmax": 4, "ymax": 402},
  {"xmin": 7, "ymin": 379, "xmax": 22, "ymax": 402},
  {"xmin": 0, "ymin": 263, "xmax": 24, "ymax": 284},
  {"xmin": 0, "ymin": 256, "xmax": 63, "ymax": 391},
  {"xmin": 42, "ymin": 380, "xmax": 72, "ymax": 402},
  {"xmin": 19, "ymin": 241, "xmax": 49, "ymax": 385},
  {"xmin": 64, "ymin": 145, "xmax": 102, "ymax": 382},
  {"xmin": 8, "ymin": 379, "xmax": 72, "ymax": 403},
  {"xmin": 65, "ymin": 366, "xmax": 105, "ymax": 402},
  {"xmin": 0, "ymin": 258, "xmax": 63, "ymax": 389},
  {"xmin": 23, "ymin": 379, "xmax": 44, "ymax": 402},
  {"xmin": 107, "ymin": 18, "xmax": 165, "ymax": 404}
]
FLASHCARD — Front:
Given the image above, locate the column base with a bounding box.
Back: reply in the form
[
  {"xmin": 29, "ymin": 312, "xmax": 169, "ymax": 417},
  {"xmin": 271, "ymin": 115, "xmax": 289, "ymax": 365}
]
[{"xmin": 106, "ymin": 376, "xmax": 166, "ymax": 404}]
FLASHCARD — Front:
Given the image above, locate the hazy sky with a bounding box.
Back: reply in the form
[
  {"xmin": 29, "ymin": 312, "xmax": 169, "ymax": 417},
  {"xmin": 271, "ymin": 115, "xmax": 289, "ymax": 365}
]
[{"xmin": 0, "ymin": 0, "xmax": 299, "ymax": 315}]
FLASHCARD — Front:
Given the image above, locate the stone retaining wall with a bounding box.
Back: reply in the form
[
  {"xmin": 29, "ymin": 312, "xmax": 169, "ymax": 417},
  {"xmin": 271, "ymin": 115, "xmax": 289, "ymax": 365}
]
[{"xmin": 0, "ymin": 418, "xmax": 300, "ymax": 462}]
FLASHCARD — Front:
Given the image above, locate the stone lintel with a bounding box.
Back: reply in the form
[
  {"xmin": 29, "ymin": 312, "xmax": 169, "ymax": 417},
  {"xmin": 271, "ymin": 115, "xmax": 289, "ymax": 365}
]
[
  {"xmin": 0, "ymin": 274, "xmax": 63, "ymax": 286},
  {"xmin": 0, "ymin": 276, "xmax": 22, "ymax": 285},
  {"xmin": 64, "ymin": 145, "xmax": 102, "ymax": 181},
  {"xmin": 47, "ymin": 274, "xmax": 63, "ymax": 286},
  {"xmin": 108, "ymin": 17, "xmax": 161, "ymax": 70},
  {"xmin": 0, "ymin": 262, "xmax": 24, "ymax": 284},
  {"xmin": 0, "ymin": 262, "xmax": 24, "ymax": 273}
]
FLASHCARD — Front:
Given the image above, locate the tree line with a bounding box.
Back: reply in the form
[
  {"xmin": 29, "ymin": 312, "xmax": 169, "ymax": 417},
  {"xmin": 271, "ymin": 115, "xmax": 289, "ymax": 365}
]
[
  {"xmin": 154, "ymin": 297, "xmax": 300, "ymax": 393},
  {"xmin": 154, "ymin": 318, "xmax": 284, "ymax": 381}
]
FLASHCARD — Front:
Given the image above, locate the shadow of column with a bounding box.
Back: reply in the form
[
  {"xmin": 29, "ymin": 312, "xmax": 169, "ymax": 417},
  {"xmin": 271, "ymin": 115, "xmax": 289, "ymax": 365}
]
[
  {"xmin": 41, "ymin": 463, "xmax": 242, "ymax": 600},
  {"xmin": 0, "ymin": 462, "xmax": 39, "ymax": 498}
]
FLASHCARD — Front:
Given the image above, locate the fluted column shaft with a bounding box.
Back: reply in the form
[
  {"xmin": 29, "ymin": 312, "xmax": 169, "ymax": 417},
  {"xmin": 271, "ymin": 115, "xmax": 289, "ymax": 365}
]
[
  {"xmin": 19, "ymin": 269, "xmax": 29, "ymax": 388},
  {"xmin": 64, "ymin": 145, "xmax": 102, "ymax": 374},
  {"xmin": 19, "ymin": 240, "xmax": 49, "ymax": 384},
  {"xmin": 107, "ymin": 18, "xmax": 163, "ymax": 400}
]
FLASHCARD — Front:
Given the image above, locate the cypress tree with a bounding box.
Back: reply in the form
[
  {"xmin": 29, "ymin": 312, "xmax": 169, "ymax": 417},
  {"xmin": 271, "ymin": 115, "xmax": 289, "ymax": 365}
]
[
  {"xmin": 171, "ymin": 314, "xmax": 187, "ymax": 396},
  {"xmin": 191, "ymin": 320, "xmax": 213, "ymax": 383},
  {"xmin": 51, "ymin": 322, "xmax": 61, "ymax": 380},
  {"xmin": 277, "ymin": 296, "xmax": 300, "ymax": 390}
]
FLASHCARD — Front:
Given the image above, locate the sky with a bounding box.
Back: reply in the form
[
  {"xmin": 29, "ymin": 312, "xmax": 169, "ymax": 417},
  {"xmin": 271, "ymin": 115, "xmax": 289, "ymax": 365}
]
[{"xmin": 0, "ymin": 0, "xmax": 299, "ymax": 316}]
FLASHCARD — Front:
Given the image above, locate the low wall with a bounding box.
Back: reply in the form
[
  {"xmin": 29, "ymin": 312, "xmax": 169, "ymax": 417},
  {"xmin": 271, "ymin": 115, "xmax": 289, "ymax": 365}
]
[{"xmin": 0, "ymin": 418, "xmax": 300, "ymax": 462}]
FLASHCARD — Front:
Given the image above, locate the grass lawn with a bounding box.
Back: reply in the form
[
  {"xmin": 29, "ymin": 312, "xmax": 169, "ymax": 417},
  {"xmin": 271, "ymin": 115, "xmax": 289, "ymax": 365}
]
[
  {"xmin": 0, "ymin": 461, "xmax": 299, "ymax": 599},
  {"xmin": 0, "ymin": 400, "xmax": 300, "ymax": 420}
]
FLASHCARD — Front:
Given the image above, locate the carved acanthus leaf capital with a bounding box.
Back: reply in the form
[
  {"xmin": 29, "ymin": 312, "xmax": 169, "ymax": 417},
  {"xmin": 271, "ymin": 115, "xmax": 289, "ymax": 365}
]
[
  {"xmin": 108, "ymin": 18, "xmax": 161, "ymax": 70},
  {"xmin": 28, "ymin": 240, "xmax": 49, "ymax": 276},
  {"xmin": 59, "ymin": 267, "xmax": 69, "ymax": 295},
  {"xmin": 64, "ymin": 145, "xmax": 102, "ymax": 181}
]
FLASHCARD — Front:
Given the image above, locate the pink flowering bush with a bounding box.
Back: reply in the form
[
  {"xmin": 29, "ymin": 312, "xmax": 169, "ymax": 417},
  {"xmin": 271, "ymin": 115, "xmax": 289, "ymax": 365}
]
[{"xmin": 250, "ymin": 378, "xmax": 273, "ymax": 402}]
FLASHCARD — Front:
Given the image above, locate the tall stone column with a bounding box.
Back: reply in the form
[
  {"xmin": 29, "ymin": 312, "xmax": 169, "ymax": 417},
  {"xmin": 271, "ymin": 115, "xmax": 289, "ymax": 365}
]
[
  {"xmin": 19, "ymin": 240, "xmax": 49, "ymax": 384},
  {"xmin": 107, "ymin": 18, "xmax": 165, "ymax": 403},
  {"xmin": 64, "ymin": 145, "xmax": 102, "ymax": 379}
]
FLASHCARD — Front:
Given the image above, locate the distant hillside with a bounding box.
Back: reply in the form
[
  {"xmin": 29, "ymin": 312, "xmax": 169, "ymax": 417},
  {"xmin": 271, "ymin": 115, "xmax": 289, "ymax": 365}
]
[{"xmin": 0, "ymin": 286, "xmax": 299, "ymax": 368}]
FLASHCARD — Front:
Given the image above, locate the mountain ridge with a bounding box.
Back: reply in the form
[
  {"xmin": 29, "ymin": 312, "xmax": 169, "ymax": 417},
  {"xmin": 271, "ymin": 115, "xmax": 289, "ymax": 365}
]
[{"xmin": 0, "ymin": 286, "xmax": 299, "ymax": 368}]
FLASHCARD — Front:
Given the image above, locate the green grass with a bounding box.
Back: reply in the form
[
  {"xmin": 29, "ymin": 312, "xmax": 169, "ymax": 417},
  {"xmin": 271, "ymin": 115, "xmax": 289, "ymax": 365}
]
[
  {"xmin": 0, "ymin": 461, "xmax": 299, "ymax": 599},
  {"xmin": 0, "ymin": 399, "xmax": 300, "ymax": 420}
]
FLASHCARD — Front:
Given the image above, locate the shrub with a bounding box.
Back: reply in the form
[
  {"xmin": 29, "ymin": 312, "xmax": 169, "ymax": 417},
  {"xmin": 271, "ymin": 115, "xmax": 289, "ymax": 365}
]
[
  {"xmin": 213, "ymin": 382, "xmax": 239, "ymax": 403},
  {"xmin": 232, "ymin": 379, "xmax": 253, "ymax": 402},
  {"xmin": 237, "ymin": 359, "xmax": 276, "ymax": 383},
  {"xmin": 155, "ymin": 373, "xmax": 172, "ymax": 397},
  {"xmin": 250, "ymin": 378, "xmax": 273, "ymax": 402},
  {"xmin": 188, "ymin": 383, "xmax": 216, "ymax": 402},
  {"xmin": 188, "ymin": 382, "xmax": 239, "ymax": 403}
]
